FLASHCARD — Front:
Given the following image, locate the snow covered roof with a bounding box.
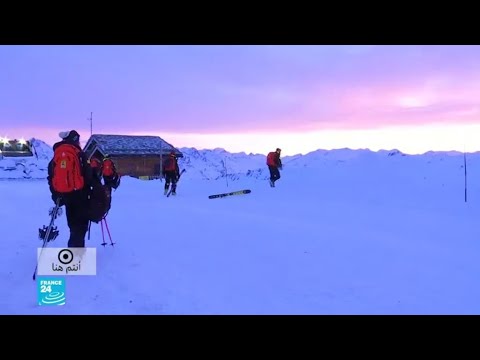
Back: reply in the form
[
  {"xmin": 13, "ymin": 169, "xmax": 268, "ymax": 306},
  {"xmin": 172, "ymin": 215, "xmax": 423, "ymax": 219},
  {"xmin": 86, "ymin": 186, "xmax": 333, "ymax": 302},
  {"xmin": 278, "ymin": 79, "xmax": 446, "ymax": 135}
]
[{"xmin": 83, "ymin": 134, "xmax": 183, "ymax": 157}]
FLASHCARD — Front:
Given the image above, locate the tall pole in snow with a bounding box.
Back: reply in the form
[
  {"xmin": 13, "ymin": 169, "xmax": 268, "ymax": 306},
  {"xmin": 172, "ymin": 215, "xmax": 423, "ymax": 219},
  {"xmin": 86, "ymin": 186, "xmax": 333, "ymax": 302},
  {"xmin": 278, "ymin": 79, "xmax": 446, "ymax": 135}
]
[
  {"xmin": 88, "ymin": 112, "xmax": 93, "ymax": 136},
  {"xmin": 224, "ymin": 158, "xmax": 228, "ymax": 187},
  {"xmin": 464, "ymin": 147, "xmax": 467, "ymax": 203},
  {"xmin": 159, "ymin": 141, "xmax": 163, "ymax": 182}
]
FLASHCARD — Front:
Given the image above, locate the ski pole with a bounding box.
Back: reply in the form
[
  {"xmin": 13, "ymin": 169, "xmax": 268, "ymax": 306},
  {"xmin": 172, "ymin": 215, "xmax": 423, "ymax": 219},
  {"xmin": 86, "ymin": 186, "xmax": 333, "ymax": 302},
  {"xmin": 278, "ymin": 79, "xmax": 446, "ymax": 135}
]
[
  {"xmin": 87, "ymin": 221, "xmax": 92, "ymax": 240},
  {"xmin": 100, "ymin": 218, "xmax": 107, "ymax": 246},
  {"xmin": 103, "ymin": 217, "xmax": 115, "ymax": 246}
]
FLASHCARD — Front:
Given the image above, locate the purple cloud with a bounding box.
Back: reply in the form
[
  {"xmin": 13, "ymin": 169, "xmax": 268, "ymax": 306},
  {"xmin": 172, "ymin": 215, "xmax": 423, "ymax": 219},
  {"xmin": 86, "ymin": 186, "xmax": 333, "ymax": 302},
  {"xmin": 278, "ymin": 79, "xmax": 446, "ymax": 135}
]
[{"xmin": 1, "ymin": 45, "xmax": 480, "ymax": 141}]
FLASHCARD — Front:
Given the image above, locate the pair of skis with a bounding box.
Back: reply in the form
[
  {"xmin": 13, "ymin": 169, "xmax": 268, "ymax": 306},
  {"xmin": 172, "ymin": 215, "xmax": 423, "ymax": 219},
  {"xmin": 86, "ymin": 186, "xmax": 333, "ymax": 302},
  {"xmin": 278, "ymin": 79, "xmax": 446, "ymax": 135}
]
[
  {"xmin": 33, "ymin": 199, "xmax": 62, "ymax": 280},
  {"xmin": 208, "ymin": 189, "xmax": 251, "ymax": 199}
]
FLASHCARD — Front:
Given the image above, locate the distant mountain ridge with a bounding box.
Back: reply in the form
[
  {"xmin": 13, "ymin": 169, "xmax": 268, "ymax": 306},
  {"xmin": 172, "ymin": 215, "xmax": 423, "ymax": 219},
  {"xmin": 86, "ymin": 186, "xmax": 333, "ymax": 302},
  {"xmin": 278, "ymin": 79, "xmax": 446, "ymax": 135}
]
[
  {"xmin": 176, "ymin": 146, "xmax": 476, "ymax": 181},
  {"xmin": 0, "ymin": 138, "xmax": 477, "ymax": 180}
]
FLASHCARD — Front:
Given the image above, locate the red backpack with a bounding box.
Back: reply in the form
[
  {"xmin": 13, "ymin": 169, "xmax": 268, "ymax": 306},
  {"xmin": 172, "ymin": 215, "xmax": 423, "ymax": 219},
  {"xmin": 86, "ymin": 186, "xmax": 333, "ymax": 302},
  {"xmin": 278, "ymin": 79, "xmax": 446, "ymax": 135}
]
[
  {"xmin": 51, "ymin": 144, "xmax": 85, "ymax": 194},
  {"xmin": 266, "ymin": 152, "xmax": 277, "ymax": 166},
  {"xmin": 102, "ymin": 158, "xmax": 116, "ymax": 177},
  {"xmin": 163, "ymin": 156, "xmax": 177, "ymax": 172}
]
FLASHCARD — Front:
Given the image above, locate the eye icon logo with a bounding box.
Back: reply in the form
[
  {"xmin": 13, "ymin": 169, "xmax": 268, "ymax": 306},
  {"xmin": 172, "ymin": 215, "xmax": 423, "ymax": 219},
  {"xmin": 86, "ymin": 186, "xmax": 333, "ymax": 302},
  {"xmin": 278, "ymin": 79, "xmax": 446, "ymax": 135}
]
[
  {"xmin": 58, "ymin": 249, "xmax": 73, "ymax": 265},
  {"xmin": 37, "ymin": 247, "xmax": 97, "ymax": 276}
]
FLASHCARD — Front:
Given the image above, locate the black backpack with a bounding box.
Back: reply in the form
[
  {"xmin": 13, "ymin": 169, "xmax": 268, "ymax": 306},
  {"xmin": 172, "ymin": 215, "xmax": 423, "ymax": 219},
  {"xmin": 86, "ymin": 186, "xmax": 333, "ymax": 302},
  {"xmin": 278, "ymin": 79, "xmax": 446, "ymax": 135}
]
[{"xmin": 87, "ymin": 177, "xmax": 111, "ymax": 223}]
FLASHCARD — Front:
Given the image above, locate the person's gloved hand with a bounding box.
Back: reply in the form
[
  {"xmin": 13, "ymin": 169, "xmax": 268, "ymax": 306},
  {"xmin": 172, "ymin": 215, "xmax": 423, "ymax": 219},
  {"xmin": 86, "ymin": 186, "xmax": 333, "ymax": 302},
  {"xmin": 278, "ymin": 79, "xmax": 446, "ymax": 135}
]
[{"xmin": 51, "ymin": 192, "xmax": 64, "ymax": 207}]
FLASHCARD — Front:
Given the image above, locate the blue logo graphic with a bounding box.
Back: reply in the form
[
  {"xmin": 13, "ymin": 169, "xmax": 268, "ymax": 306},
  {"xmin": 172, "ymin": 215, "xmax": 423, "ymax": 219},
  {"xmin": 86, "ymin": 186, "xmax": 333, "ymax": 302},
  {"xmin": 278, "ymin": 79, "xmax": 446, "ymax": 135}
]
[{"xmin": 37, "ymin": 277, "xmax": 65, "ymax": 306}]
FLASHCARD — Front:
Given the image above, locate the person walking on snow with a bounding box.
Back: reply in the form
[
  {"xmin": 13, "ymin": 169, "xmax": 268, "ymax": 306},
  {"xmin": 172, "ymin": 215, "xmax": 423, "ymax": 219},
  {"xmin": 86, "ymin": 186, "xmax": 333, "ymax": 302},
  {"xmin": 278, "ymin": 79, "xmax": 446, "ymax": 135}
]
[
  {"xmin": 163, "ymin": 150, "xmax": 180, "ymax": 195},
  {"xmin": 47, "ymin": 130, "xmax": 93, "ymax": 248},
  {"xmin": 266, "ymin": 148, "xmax": 282, "ymax": 187}
]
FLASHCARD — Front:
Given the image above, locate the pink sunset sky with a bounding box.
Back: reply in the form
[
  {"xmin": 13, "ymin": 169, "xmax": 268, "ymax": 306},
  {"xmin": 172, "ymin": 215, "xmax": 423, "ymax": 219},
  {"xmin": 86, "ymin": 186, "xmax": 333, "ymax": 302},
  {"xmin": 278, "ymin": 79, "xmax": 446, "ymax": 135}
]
[{"xmin": 1, "ymin": 45, "xmax": 480, "ymax": 155}]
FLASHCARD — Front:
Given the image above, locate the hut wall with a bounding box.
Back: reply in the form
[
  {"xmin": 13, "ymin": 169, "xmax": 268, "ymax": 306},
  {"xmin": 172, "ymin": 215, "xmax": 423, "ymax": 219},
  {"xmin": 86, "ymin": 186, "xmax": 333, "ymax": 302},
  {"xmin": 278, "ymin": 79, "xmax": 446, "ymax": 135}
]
[{"xmin": 111, "ymin": 155, "xmax": 161, "ymax": 177}]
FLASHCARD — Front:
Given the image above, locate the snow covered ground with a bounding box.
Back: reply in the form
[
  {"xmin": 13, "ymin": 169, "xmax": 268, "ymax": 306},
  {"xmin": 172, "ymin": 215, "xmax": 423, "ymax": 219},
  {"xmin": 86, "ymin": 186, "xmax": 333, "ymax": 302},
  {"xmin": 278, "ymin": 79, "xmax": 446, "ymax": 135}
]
[{"xmin": 1, "ymin": 149, "xmax": 480, "ymax": 314}]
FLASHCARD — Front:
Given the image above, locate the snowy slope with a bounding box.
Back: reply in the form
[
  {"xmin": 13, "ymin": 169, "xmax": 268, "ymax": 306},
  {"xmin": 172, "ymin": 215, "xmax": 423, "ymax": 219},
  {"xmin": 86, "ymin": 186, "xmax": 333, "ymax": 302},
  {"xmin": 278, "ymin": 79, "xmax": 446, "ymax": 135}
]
[
  {"xmin": 1, "ymin": 147, "xmax": 480, "ymax": 314},
  {"xmin": 178, "ymin": 146, "xmax": 480, "ymax": 184},
  {"xmin": 177, "ymin": 147, "xmax": 268, "ymax": 180},
  {"xmin": 2, "ymin": 138, "xmax": 479, "ymax": 184}
]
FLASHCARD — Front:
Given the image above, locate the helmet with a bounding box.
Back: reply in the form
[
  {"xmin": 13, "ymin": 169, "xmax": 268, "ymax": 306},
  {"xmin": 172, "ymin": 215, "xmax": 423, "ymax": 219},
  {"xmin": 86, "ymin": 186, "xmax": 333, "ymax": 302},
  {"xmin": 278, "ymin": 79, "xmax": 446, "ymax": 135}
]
[
  {"xmin": 276, "ymin": 148, "xmax": 281, "ymax": 153},
  {"xmin": 59, "ymin": 130, "xmax": 80, "ymax": 143}
]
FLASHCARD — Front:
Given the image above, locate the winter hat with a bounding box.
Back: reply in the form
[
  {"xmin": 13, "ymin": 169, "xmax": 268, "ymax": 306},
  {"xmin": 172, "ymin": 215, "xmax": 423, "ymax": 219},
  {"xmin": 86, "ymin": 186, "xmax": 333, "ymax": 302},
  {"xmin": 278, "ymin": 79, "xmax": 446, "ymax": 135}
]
[{"xmin": 59, "ymin": 130, "xmax": 80, "ymax": 142}]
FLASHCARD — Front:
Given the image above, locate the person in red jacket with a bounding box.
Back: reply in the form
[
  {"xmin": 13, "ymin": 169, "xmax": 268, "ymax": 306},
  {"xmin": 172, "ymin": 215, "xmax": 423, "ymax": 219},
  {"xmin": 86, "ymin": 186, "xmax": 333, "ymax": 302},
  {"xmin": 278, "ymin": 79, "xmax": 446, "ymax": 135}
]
[
  {"xmin": 266, "ymin": 148, "xmax": 282, "ymax": 187},
  {"xmin": 101, "ymin": 156, "xmax": 120, "ymax": 189},
  {"xmin": 47, "ymin": 130, "xmax": 93, "ymax": 248},
  {"xmin": 163, "ymin": 151, "xmax": 180, "ymax": 195}
]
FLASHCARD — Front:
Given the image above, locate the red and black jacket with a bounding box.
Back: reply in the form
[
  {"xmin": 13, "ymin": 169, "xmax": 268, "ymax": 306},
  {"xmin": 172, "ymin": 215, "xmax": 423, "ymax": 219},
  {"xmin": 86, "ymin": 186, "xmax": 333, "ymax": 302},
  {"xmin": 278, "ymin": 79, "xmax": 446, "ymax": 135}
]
[
  {"xmin": 47, "ymin": 140, "xmax": 93, "ymax": 197},
  {"xmin": 163, "ymin": 155, "xmax": 179, "ymax": 175},
  {"xmin": 266, "ymin": 151, "xmax": 282, "ymax": 168}
]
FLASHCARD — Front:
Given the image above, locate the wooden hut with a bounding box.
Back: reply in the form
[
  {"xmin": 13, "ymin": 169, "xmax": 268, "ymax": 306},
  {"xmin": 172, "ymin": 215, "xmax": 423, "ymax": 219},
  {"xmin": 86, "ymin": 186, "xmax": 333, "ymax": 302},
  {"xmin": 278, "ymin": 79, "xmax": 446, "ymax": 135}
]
[{"xmin": 83, "ymin": 134, "xmax": 183, "ymax": 178}]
